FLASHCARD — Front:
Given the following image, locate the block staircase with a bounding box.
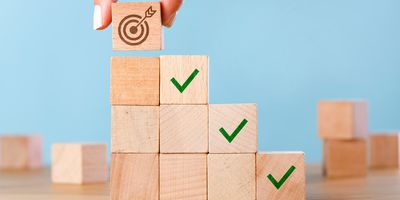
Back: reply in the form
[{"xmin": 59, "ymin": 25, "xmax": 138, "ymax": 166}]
[{"xmin": 109, "ymin": 2, "xmax": 305, "ymax": 200}]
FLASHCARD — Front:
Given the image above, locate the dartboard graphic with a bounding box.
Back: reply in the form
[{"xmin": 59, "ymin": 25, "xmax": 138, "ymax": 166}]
[{"xmin": 118, "ymin": 6, "xmax": 156, "ymax": 46}]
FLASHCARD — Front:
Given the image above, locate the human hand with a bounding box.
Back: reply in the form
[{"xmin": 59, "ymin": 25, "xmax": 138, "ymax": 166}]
[{"xmin": 93, "ymin": 0, "xmax": 183, "ymax": 30}]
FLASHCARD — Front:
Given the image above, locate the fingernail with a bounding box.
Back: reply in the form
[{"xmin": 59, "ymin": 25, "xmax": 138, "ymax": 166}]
[
  {"xmin": 165, "ymin": 12, "xmax": 177, "ymax": 28},
  {"xmin": 93, "ymin": 5, "xmax": 103, "ymax": 30}
]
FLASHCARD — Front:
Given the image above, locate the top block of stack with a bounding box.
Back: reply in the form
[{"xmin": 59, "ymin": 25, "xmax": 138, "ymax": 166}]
[
  {"xmin": 318, "ymin": 100, "xmax": 368, "ymax": 139},
  {"xmin": 112, "ymin": 2, "xmax": 162, "ymax": 51}
]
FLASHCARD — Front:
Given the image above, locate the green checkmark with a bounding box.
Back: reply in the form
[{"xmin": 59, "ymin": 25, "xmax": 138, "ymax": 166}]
[
  {"xmin": 170, "ymin": 69, "xmax": 200, "ymax": 93},
  {"xmin": 219, "ymin": 119, "xmax": 248, "ymax": 143},
  {"xmin": 267, "ymin": 165, "xmax": 296, "ymax": 190}
]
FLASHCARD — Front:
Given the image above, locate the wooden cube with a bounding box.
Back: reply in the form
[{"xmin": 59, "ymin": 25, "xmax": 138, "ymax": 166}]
[
  {"xmin": 111, "ymin": 153, "xmax": 159, "ymax": 200},
  {"xmin": 256, "ymin": 152, "xmax": 305, "ymax": 200},
  {"xmin": 318, "ymin": 100, "xmax": 368, "ymax": 139},
  {"xmin": 112, "ymin": 2, "xmax": 162, "ymax": 51},
  {"xmin": 110, "ymin": 57, "xmax": 160, "ymax": 105},
  {"xmin": 160, "ymin": 105, "xmax": 208, "ymax": 153},
  {"xmin": 112, "ymin": 106, "xmax": 159, "ymax": 153},
  {"xmin": 209, "ymin": 104, "xmax": 257, "ymax": 153},
  {"xmin": 160, "ymin": 55, "xmax": 208, "ymax": 105},
  {"xmin": 160, "ymin": 154, "xmax": 207, "ymax": 200},
  {"xmin": 51, "ymin": 143, "xmax": 107, "ymax": 184},
  {"xmin": 208, "ymin": 154, "xmax": 255, "ymax": 200},
  {"xmin": 323, "ymin": 139, "xmax": 367, "ymax": 178},
  {"xmin": 0, "ymin": 135, "xmax": 42, "ymax": 170},
  {"xmin": 370, "ymin": 133, "xmax": 400, "ymax": 168}
]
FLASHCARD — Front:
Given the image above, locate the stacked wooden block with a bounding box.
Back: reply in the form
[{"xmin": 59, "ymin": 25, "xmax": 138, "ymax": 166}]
[
  {"xmin": 318, "ymin": 100, "xmax": 368, "ymax": 178},
  {"xmin": 110, "ymin": 2, "xmax": 305, "ymax": 199}
]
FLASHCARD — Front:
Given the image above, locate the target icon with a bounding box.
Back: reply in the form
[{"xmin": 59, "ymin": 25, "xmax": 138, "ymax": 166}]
[{"xmin": 118, "ymin": 6, "xmax": 156, "ymax": 46}]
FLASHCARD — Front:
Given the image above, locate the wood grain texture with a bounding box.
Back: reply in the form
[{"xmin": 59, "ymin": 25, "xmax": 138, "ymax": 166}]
[
  {"xmin": 110, "ymin": 153, "xmax": 159, "ymax": 200},
  {"xmin": 110, "ymin": 57, "xmax": 160, "ymax": 105},
  {"xmin": 51, "ymin": 144, "xmax": 107, "ymax": 184},
  {"xmin": 257, "ymin": 152, "xmax": 305, "ymax": 200},
  {"xmin": 160, "ymin": 105, "xmax": 208, "ymax": 153},
  {"xmin": 0, "ymin": 135, "xmax": 42, "ymax": 170},
  {"xmin": 370, "ymin": 133, "xmax": 400, "ymax": 168},
  {"xmin": 208, "ymin": 154, "xmax": 255, "ymax": 200},
  {"xmin": 111, "ymin": 106, "xmax": 159, "ymax": 153},
  {"xmin": 209, "ymin": 104, "xmax": 257, "ymax": 153},
  {"xmin": 318, "ymin": 100, "xmax": 368, "ymax": 139},
  {"xmin": 160, "ymin": 154, "xmax": 207, "ymax": 200},
  {"xmin": 323, "ymin": 139, "xmax": 367, "ymax": 178},
  {"xmin": 3, "ymin": 165, "xmax": 400, "ymax": 200},
  {"xmin": 160, "ymin": 55, "xmax": 208, "ymax": 105},
  {"xmin": 112, "ymin": 2, "xmax": 162, "ymax": 51}
]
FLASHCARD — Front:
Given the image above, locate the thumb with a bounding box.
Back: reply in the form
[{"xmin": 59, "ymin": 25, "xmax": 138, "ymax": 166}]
[{"xmin": 93, "ymin": 0, "xmax": 117, "ymax": 30}]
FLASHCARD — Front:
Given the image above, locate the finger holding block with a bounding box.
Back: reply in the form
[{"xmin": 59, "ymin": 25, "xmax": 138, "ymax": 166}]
[
  {"xmin": 323, "ymin": 139, "xmax": 367, "ymax": 178},
  {"xmin": 112, "ymin": 2, "xmax": 162, "ymax": 51},
  {"xmin": 110, "ymin": 57, "xmax": 160, "ymax": 106},
  {"xmin": 318, "ymin": 100, "xmax": 368, "ymax": 139},
  {"xmin": 111, "ymin": 153, "xmax": 159, "ymax": 200},
  {"xmin": 160, "ymin": 154, "xmax": 207, "ymax": 200},
  {"xmin": 51, "ymin": 143, "xmax": 107, "ymax": 184},
  {"xmin": 160, "ymin": 55, "xmax": 209, "ymax": 105},
  {"xmin": 208, "ymin": 154, "xmax": 255, "ymax": 200},
  {"xmin": 370, "ymin": 133, "xmax": 400, "ymax": 168},
  {"xmin": 209, "ymin": 104, "xmax": 257, "ymax": 153},
  {"xmin": 256, "ymin": 152, "xmax": 305, "ymax": 200},
  {"xmin": 0, "ymin": 135, "xmax": 42, "ymax": 170},
  {"xmin": 160, "ymin": 105, "xmax": 208, "ymax": 153},
  {"xmin": 111, "ymin": 106, "xmax": 159, "ymax": 153}
]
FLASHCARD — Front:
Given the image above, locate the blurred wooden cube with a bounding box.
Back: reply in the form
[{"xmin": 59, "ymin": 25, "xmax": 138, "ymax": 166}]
[
  {"xmin": 51, "ymin": 143, "xmax": 107, "ymax": 184},
  {"xmin": 112, "ymin": 2, "xmax": 162, "ymax": 51},
  {"xmin": 208, "ymin": 154, "xmax": 255, "ymax": 200},
  {"xmin": 323, "ymin": 139, "xmax": 367, "ymax": 178},
  {"xmin": 111, "ymin": 153, "xmax": 159, "ymax": 200},
  {"xmin": 112, "ymin": 106, "xmax": 159, "ymax": 153},
  {"xmin": 256, "ymin": 152, "xmax": 305, "ymax": 200},
  {"xmin": 110, "ymin": 57, "xmax": 160, "ymax": 105},
  {"xmin": 370, "ymin": 133, "xmax": 400, "ymax": 168},
  {"xmin": 160, "ymin": 154, "xmax": 207, "ymax": 200},
  {"xmin": 209, "ymin": 104, "xmax": 257, "ymax": 153},
  {"xmin": 160, "ymin": 55, "xmax": 208, "ymax": 104},
  {"xmin": 160, "ymin": 105, "xmax": 208, "ymax": 153},
  {"xmin": 318, "ymin": 100, "xmax": 368, "ymax": 139},
  {"xmin": 0, "ymin": 135, "xmax": 42, "ymax": 170}
]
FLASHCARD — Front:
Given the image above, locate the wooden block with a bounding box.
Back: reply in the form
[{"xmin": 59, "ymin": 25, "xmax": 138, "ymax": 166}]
[
  {"xmin": 209, "ymin": 104, "xmax": 257, "ymax": 153},
  {"xmin": 208, "ymin": 154, "xmax": 255, "ymax": 200},
  {"xmin": 51, "ymin": 143, "xmax": 107, "ymax": 184},
  {"xmin": 110, "ymin": 57, "xmax": 160, "ymax": 105},
  {"xmin": 323, "ymin": 139, "xmax": 367, "ymax": 178},
  {"xmin": 256, "ymin": 152, "xmax": 305, "ymax": 200},
  {"xmin": 160, "ymin": 55, "xmax": 208, "ymax": 105},
  {"xmin": 160, "ymin": 105, "xmax": 208, "ymax": 153},
  {"xmin": 318, "ymin": 100, "xmax": 368, "ymax": 139},
  {"xmin": 0, "ymin": 135, "xmax": 42, "ymax": 170},
  {"xmin": 111, "ymin": 153, "xmax": 159, "ymax": 200},
  {"xmin": 111, "ymin": 106, "xmax": 159, "ymax": 153},
  {"xmin": 160, "ymin": 154, "xmax": 207, "ymax": 200},
  {"xmin": 370, "ymin": 133, "xmax": 400, "ymax": 168},
  {"xmin": 112, "ymin": 2, "xmax": 162, "ymax": 51}
]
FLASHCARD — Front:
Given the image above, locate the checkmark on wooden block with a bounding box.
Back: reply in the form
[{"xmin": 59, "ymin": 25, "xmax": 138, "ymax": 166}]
[
  {"xmin": 267, "ymin": 165, "xmax": 296, "ymax": 190},
  {"xmin": 170, "ymin": 68, "xmax": 200, "ymax": 93},
  {"xmin": 219, "ymin": 119, "xmax": 248, "ymax": 143}
]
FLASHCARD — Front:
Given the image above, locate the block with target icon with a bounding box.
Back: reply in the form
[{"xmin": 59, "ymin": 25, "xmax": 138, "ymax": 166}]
[
  {"xmin": 112, "ymin": 2, "xmax": 162, "ymax": 51},
  {"xmin": 209, "ymin": 104, "xmax": 258, "ymax": 153}
]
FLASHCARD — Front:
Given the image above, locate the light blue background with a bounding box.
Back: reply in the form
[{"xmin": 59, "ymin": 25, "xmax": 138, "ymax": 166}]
[{"xmin": 1, "ymin": 0, "xmax": 400, "ymax": 164}]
